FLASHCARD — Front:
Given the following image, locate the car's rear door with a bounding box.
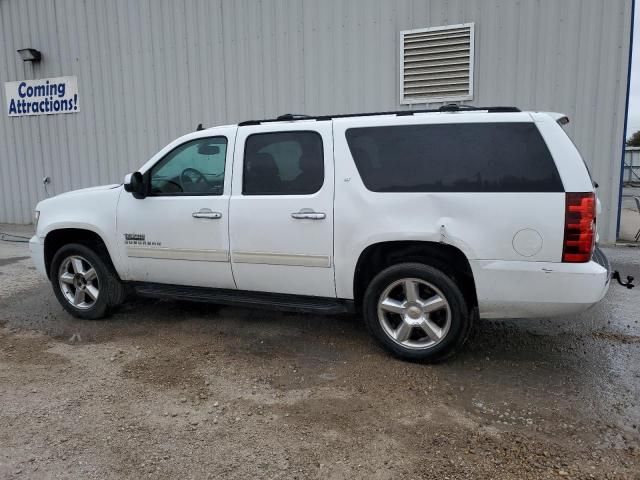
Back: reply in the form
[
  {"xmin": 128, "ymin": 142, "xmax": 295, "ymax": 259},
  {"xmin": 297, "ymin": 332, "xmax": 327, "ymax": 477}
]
[{"xmin": 229, "ymin": 121, "xmax": 335, "ymax": 297}]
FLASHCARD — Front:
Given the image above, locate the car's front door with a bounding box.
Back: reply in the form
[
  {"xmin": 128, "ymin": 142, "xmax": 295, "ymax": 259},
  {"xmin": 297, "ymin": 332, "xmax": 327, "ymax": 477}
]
[
  {"xmin": 117, "ymin": 130, "xmax": 236, "ymax": 289},
  {"xmin": 229, "ymin": 123, "xmax": 335, "ymax": 297}
]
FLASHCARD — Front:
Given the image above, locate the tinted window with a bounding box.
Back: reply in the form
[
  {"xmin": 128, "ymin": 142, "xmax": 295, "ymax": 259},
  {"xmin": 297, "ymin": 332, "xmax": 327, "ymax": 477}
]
[
  {"xmin": 150, "ymin": 137, "xmax": 227, "ymax": 195},
  {"xmin": 243, "ymin": 131, "xmax": 324, "ymax": 195},
  {"xmin": 346, "ymin": 123, "xmax": 563, "ymax": 192}
]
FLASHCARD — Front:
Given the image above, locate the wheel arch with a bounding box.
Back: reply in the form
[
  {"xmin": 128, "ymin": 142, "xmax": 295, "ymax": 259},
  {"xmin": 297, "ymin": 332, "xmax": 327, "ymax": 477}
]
[
  {"xmin": 44, "ymin": 228, "xmax": 119, "ymax": 280},
  {"xmin": 352, "ymin": 240, "xmax": 477, "ymax": 311}
]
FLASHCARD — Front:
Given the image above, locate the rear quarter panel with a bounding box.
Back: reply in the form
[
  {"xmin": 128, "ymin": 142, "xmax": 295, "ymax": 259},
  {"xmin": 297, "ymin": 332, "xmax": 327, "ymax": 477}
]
[{"xmin": 332, "ymin": 113, "xmax": 566, "ymax": 299}]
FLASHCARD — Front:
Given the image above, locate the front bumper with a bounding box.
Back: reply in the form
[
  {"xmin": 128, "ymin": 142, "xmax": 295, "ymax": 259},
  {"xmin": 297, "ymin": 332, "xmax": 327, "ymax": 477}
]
[
  {"xmin": 29, "ymin": 235, "xmax": 47, "ymax": 277},
  {"xmin": 471, "ymin": 252, "xmax": 610, "ymax": 319}
]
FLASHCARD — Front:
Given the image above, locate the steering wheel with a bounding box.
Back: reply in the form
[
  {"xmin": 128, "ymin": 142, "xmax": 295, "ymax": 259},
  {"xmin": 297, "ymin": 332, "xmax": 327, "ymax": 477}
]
[{"xmin": 180, "ymin": 167, "xmax": 208, "ymax": 191}]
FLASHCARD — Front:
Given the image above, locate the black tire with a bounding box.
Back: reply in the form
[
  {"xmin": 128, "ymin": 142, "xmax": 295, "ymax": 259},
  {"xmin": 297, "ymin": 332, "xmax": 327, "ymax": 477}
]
[
  {"xmin": 50, "ymin": 243, "xmax": 126, "ymax": 320},
  {"xmin": 363, "ymin": 262, "xmax": 471, "ymax": 362}
]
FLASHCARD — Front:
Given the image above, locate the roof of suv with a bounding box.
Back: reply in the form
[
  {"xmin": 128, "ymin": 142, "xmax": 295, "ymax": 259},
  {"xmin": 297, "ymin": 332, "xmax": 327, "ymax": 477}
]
[{"xmin": 237, "ymin": 104, "xmax": 522, "ymax": 126}]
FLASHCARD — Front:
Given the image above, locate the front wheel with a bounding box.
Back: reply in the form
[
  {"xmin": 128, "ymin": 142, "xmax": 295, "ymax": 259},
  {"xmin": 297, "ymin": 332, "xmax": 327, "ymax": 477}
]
[
  {"xmin": 363, "ymin": 263, "xmax": 471, "ymax": 362},
  {"xmin": 50, "ymin": 243, "xmax": 125, "ymax": 320}
]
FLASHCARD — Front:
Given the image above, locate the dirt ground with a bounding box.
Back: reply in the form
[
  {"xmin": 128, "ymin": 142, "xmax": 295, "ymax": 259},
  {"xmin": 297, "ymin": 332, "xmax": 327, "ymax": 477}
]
[{"xmin": 1, "ymin": 224, "xmax": 639, "ymax": 479}]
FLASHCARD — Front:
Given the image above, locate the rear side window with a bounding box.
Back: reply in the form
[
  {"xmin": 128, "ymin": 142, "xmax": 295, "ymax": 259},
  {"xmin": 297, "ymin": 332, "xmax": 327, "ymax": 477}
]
[
  {"xmin": 346, "ymin": 123, "xmax": 563, "ymax": 192},
  {"xmin": 243, "ymin": 131, "xmax": 324, "ymax": 195}
]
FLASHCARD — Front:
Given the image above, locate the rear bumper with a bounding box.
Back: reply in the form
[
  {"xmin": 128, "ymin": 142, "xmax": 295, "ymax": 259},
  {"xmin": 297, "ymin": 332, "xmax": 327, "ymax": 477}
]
[
  {"xmin": 471, "ymin": 252, "xmax": 610, "ymax": 319},
  {"xmin": 29, "ymin": 235, "xmax": 47, "ymax": 277}
]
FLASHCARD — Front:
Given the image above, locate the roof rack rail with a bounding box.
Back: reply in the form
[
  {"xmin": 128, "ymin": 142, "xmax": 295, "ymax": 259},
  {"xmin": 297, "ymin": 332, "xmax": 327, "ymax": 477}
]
[
  {"xmin": 237, "ymin": 104, "xmax": 521, "ymax": 126},
  {"xmin": 276, "ymin": 113, "xmax": 314, "ymax": 121},
  {"xmin": 437, "ymin": 103, "xmax": 520, "ymax": 113}
]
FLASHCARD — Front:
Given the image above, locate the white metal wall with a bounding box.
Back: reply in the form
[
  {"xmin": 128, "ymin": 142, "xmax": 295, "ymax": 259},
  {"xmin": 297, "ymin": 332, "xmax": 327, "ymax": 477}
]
[{"xmin": 0, "ymin": 0, "xmax": 633, "ymax": 242}]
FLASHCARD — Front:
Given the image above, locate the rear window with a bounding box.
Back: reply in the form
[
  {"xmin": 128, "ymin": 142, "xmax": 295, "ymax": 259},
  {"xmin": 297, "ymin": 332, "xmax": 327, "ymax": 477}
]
[{"xmin": 345, "ymin": 123, "xmax": 563, "ymax": 192}]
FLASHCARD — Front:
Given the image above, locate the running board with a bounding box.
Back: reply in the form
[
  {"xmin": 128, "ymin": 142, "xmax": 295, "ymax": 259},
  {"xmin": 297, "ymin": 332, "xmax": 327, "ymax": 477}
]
[{"xmin": 131, "ymin": 282, "xmax": 354, "ymax": 315}]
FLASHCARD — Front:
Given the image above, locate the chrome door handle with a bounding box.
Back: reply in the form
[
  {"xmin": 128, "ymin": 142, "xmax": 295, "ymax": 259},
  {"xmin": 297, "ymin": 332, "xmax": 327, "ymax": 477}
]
[
  {"xmin": 291, "ymin": 209, "xmax": 326, "ymax": 220},
  {"xmin": 192, "ymin": 208, "xmax": 222, "ymax": 219}
]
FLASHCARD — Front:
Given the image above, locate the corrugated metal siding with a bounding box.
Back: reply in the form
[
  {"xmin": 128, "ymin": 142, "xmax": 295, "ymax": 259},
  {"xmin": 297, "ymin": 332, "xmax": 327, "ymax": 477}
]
[{"xmin": 0, "ymin": 0, "xmax": 633, "ymax": 242}]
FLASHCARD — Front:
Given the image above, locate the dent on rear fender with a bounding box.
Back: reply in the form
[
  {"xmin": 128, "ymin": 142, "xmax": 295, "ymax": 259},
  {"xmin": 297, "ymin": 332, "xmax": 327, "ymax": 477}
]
[
  {"xmin": 435, "ymin": 217, "xmax": 478, "ymax": 260},
  {"xmin": 422, "ymin": 193, "xmax": 487, "ymax": 259}
]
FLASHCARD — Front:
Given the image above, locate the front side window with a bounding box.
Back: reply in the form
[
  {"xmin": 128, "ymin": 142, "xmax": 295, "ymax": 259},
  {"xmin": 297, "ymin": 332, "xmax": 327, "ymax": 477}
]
[
  {"xmin": 242, "ymin": 131, "xmax": 324, "ymax": 195},
  {"xmin": 346, "ymin": 123, "xmax": 563, "ymax": 192},
  {"xmin": 150, "ymin": 137, "xmax": 227, "ymax": 195}
]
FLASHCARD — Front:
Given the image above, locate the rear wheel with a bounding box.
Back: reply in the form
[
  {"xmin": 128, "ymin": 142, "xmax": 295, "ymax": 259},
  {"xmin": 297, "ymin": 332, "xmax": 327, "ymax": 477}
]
[
  {"xmin": 363, "ymin": 262, "xmax": 471, "ymax": 362},
  {"xmin": 51, "ymin": 243, "xmax": 125, "ymax": 319}
]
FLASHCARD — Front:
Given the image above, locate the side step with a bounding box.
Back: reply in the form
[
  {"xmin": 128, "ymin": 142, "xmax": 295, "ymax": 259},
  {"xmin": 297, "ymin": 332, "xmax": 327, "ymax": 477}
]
[{"xmin": 131, "ymin": 282, "xmax": 354, "ymax": 315}]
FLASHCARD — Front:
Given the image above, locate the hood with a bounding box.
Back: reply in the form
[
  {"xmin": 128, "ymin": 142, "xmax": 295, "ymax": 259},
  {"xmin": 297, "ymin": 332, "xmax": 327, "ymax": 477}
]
[
  {"xmin": 36, "ymin": 184, "xmax": 121, "ymax": 211},
  {"xmin": 54, "ymin": 184, "xmax": 121, "ymax": 198}
]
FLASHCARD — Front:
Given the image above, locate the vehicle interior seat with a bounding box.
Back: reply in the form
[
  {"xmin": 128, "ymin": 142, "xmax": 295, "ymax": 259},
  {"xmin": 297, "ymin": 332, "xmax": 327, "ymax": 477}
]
[
  {"xmin": 293, "ymin": 154, "xmax": 322, "ymax": 193},
  {"xmin": 244, "ymin": 152, "xmax": 282, "ymax": 194}
]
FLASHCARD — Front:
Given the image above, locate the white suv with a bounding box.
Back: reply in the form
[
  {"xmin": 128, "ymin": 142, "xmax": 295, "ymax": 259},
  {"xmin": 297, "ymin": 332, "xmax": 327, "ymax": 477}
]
[{"xmin": 30, "ymin": 105, "xmax": 610, "ymax": 361}]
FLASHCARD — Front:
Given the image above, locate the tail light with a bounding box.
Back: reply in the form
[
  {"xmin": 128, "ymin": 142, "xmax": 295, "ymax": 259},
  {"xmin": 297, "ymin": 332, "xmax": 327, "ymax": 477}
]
[{"xmin": 562, "ymin": 192, "xmax": 596, "ymax": 263}]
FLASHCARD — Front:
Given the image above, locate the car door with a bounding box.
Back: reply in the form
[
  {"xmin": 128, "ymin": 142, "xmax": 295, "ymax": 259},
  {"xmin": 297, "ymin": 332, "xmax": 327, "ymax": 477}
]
[
  {"xmin": 229, "ymin": 122, "xmax": 335, "ymax": 297},
  {"xmin": 117, "ymin": 129, "xmax": 236, "ymax": 289}
]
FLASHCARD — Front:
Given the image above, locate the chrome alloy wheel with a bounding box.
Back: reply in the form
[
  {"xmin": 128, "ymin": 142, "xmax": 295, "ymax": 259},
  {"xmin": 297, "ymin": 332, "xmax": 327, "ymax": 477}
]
[
  {"xmin": 58, "ymin": 255, "xmax": 100, "ymax": 310},
  {"xmin": 377, "ymin": 278, "xmax": 451, "ymax": 350}
]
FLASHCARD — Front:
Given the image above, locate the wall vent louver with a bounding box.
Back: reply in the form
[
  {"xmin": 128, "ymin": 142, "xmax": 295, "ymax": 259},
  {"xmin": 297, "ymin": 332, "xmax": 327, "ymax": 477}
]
[{"xmin": 400, "ymin": 23, "xmax": 474, "ymax": 104}]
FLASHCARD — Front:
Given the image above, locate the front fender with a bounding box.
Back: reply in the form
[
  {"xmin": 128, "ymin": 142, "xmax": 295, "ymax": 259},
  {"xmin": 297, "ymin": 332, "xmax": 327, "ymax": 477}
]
[{"xmin": 36, "ymin": 186, "xmax": 125, "ymax": 277}]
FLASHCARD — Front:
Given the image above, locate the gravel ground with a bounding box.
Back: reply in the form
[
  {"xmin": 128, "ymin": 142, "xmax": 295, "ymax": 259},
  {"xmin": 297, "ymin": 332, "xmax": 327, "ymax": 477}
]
[{"xmin": 0, "ymin": 224, "xmax": 639, "ymax": 479}]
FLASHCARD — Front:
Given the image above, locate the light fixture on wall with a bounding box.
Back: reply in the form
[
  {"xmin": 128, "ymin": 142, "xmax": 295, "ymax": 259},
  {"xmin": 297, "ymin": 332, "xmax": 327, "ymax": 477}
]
[{"xmin": 17, "ymin": 48, "xmax": 42, "ymax": 62}]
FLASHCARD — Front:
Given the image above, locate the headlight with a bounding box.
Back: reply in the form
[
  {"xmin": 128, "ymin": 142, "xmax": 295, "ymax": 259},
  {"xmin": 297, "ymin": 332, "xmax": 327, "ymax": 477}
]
[{"xmin": 34, "ymin": 210, "xmax": 40, "ymax": 229}]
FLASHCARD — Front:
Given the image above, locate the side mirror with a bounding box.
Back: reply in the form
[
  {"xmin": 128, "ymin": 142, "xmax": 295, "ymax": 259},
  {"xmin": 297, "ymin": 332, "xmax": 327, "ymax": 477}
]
[{"xmin": 123, "ymin": 172, "xmax": 147, "ymax": 199}]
